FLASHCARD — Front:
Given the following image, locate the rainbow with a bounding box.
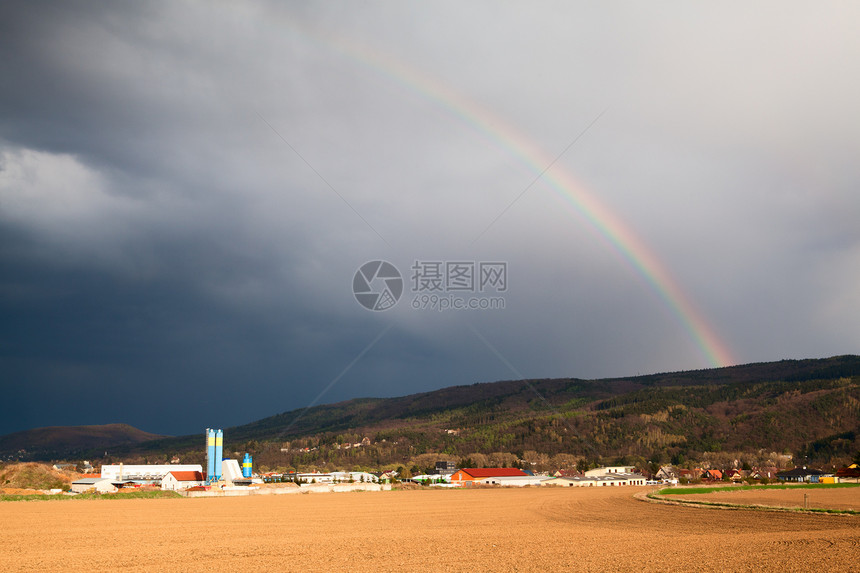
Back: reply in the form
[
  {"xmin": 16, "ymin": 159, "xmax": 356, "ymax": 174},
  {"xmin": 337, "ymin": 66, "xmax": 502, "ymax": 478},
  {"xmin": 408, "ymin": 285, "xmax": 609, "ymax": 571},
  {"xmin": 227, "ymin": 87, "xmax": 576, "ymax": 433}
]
[{"xmin": 294, "ymin": 26, "xmax": 735, "ymax": 368}]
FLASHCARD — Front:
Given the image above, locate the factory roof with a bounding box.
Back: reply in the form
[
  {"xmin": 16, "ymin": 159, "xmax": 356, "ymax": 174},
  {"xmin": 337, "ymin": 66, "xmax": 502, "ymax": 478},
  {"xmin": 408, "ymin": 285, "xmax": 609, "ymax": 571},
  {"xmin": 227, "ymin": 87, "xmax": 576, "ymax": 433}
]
[
  {"xmin": 478, "ymin": 475, "xmax": 549, "ymax": 482},
  {"xmin": 549, "ymin": 473, "xmax": 644, "ymax": 483},
  {"xmin": 455, "ymin": 468, "xmax": 529, "ymax": 478},
  {"xmin": 166, "ymin": 471, "xmax": 204, "ymax": 482},
  {"xmin": 72, "ymin": 477, "xmax": 112, "ymax": 485}
]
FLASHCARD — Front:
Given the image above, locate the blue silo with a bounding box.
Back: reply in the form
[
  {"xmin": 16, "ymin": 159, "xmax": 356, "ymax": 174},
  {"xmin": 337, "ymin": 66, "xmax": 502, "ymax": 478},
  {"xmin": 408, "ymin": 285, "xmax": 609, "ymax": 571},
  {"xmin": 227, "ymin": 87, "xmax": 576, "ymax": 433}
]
[
  {"xmin": 214, "ymin": 429, "xmax": 223, "ymax": 480},
  {"xmin": 242, "ymin": 453, "xmax": 253, "ymax": 478},
  {"xmin": 206, "ymin": 428, "xmax": 215, "ymax": 481}
]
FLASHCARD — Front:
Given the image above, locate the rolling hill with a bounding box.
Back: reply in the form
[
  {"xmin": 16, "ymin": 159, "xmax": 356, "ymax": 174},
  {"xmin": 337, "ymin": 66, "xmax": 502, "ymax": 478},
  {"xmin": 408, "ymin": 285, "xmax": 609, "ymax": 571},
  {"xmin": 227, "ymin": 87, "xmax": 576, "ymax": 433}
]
[{"xmin": 3, "ymin": 356, "xmax": 859, "ymax": 469}]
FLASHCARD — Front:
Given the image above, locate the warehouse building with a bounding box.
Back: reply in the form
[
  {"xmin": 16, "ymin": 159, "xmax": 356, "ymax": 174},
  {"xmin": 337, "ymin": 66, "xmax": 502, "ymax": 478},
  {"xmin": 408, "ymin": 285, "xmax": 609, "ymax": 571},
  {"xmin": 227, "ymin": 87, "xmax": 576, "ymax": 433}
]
[
  {"xmin": 545, "ymin": 474, "xmax": 647, "ymax": 487},
  {"xmin": 450, "ymin": 468, "xmax": 529, "ymax": 485},
  {"xmin": 100, "ymin": 464, "xmax": 203, "ymax": 482},
  {"xmin": 476, "ymin": 474, "xmax": 551, "ymax": 487},
  {"xmin": 70, "ymin": 477, "xmax": 119, "ymax": 494}
]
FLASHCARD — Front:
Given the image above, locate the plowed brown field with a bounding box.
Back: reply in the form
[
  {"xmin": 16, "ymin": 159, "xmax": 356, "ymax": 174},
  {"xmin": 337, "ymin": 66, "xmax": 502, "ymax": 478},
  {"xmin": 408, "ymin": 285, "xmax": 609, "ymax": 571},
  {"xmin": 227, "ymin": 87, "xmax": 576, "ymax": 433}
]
[{"xmin": 1, "ymin": 487, "xmax": 858, "ymax": 572}]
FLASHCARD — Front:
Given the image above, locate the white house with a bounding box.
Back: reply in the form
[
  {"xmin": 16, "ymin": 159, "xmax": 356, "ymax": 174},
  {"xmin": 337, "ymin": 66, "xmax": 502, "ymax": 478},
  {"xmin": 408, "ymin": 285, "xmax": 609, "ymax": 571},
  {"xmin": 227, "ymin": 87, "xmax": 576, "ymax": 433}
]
[
  {"xmin": 161, "ymin": 471, "xmax": 205, "ymax": 491},
  {"xmin": 655, "ymin": 466, "xmax": 677, "ymax": 481}
]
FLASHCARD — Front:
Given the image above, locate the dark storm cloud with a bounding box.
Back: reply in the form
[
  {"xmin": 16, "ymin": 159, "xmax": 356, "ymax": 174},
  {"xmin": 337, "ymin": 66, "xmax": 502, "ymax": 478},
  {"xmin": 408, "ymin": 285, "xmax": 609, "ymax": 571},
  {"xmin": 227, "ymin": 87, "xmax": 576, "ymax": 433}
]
[{"xmin": 1, "ymin": 1, "xmax": 859, "ymax": 436}]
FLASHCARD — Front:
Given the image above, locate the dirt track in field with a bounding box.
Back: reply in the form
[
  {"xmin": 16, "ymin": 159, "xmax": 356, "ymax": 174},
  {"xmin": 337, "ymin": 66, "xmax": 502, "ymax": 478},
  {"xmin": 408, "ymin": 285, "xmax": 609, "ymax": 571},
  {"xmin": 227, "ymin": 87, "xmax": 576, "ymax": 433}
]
[
  {"xmin": 1, "ymin": 487, "xmax": 858, "ymax": 572},
  {"xmin": 682, "ymin": 487, "xmax": 860, "ymax": 511}
]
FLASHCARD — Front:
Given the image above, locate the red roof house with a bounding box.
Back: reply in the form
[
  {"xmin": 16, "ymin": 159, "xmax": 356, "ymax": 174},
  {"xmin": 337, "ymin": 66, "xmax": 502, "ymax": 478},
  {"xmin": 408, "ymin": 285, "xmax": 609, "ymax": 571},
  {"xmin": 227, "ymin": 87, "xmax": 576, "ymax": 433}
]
[
  {"xmin": 835, "ymin": 464, "xmax": 860, "ymax": 481},
  {"xmin": 678, "ymin": 469, "xmax": 702, "ymax": 481},
  {"xmin": 161, "ymin": 470, "xmax": 205, "ymax": 491},
  {"xmin": 701, "ymin": 469, "xmax": 723, "ymax": 481}
]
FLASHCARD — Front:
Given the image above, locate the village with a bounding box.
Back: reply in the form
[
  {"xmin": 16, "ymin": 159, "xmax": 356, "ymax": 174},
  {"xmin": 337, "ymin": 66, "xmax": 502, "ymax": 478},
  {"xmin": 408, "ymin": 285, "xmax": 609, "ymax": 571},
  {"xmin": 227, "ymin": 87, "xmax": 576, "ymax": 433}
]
[
  {"xmin": 59, "ymin": 458, "xmax": 860, "ymax": 496},
  {"xmin": 9, "ymin": 428, "xmax": 849, "ymax": 496}
]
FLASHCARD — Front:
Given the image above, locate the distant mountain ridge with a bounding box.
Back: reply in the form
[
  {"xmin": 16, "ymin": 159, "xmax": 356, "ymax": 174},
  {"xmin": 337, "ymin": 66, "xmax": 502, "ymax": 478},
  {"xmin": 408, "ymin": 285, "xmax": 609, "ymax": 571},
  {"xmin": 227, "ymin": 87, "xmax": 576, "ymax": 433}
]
[
  {"xmin": 3, "ymin": 356, "xmax": 859, "ymax": 466},
  {"xmin": 224, "ymin": 354, "xmax": 860, "ymax": 441},
  {"xmin": 0, "ymin": 423, "xmax": 164, "ymax": 460},
  {"xmin": 220, "ymin": 355, "xmax": 860, "ymax": 468}
]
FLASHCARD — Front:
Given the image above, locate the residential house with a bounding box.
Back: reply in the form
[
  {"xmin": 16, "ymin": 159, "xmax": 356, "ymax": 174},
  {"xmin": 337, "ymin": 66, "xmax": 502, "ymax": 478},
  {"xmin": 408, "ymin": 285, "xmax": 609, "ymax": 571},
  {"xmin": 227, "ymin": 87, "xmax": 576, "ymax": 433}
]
[
  {"xmin": 435, "ymin": 461, "xmax": 457, "ymax": 475},
  {"xmin": 725, "ymin": 469, "xmax": 746, "ymax": 482},
  {"xmin": 834, "ymin": 464, "xmax": 860, "ymax": 483},
  {"xmin": 776, "ymin": 467, "xmax": 825, "ymax": 483},
  {"xmin": 701, "ymin": 469, "xmax": 723, "ymax": 481},
  {"xmin": 161, "ymin": 471, "xmax": 205, "ymax": 491},
  {"xmin": 677, "ymin": 469, "xmax": 703, "ymax": 482},
  {"xmin": 749, "ymin": 467, "xmax": 780, "ymax": 481},
  {"xmin": 655, "ymin": 466, "xmax": 677, "ymax": 481}
]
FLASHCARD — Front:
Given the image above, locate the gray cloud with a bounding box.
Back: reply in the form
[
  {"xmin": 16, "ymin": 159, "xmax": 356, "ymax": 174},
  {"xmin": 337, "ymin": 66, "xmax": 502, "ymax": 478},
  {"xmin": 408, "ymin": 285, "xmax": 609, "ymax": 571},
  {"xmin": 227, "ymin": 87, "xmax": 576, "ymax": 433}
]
[{"xmin": 1, "ymin": 1, "xmax": 858, "ymax": 436}]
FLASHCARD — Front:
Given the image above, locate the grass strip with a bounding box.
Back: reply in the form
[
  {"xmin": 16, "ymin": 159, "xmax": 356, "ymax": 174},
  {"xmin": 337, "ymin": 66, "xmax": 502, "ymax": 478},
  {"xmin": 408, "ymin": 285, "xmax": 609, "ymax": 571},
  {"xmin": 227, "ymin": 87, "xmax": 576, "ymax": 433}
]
[
  {"xmin": 657, "ymin": 483, "xmax": 860, "ymax": 496},
  {"xmin": 0, "ymin": 490, "xmax": 183, "ymax": 502}
]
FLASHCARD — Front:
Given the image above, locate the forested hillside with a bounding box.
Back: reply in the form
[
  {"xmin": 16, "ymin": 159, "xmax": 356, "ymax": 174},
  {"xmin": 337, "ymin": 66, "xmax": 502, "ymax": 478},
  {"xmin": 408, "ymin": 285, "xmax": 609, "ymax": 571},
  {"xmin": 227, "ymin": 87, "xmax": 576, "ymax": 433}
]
[{"xmin": 5, "ymin": 356, "xmax": 859, "ymax": 472}]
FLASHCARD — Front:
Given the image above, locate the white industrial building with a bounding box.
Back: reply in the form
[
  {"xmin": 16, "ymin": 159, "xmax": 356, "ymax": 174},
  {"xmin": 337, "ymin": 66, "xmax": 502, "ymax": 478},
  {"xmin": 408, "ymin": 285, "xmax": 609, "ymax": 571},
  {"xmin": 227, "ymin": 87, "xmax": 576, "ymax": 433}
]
[
  {"xmin": 100, "ymin": 464, "xmax": 203, "ymax": 481},
  {"xmin": 294, "ymin": 471, "xmax": 379, "ymax": 485},
  {"xmin": 408, "ymin": 473, "xmax": 451, "ymax": 484},
  {"xmin": 546, "ymin": 474, "xmax": 647, "ymax": 487},
  {"xmin": 330, "ymin": 471, "xmax": 379, "ymax": 483},
  {"xmin": 476, "ymin": 475, "xmax": 551, "ymax": 487}
]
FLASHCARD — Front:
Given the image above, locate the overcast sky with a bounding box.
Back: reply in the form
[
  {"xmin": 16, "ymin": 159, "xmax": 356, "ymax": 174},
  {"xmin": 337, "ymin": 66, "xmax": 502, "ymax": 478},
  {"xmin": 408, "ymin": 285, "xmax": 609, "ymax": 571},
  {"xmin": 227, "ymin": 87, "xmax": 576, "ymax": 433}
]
[{"xmin": 1, "ymin": 2, "xmax": 858, "ymax": 437}]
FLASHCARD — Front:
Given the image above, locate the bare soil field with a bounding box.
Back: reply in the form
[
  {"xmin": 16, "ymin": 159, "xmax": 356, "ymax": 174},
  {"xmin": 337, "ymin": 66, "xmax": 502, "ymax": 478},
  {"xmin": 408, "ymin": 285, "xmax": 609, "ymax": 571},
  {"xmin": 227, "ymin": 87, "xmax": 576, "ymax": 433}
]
[
  {"xmin": 683, "ymin": 486, "xmax": 860, "ymax": 511},
  {"xmin": 1, "ymin": 486, "xmax": 857, "ymax": 572}
]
